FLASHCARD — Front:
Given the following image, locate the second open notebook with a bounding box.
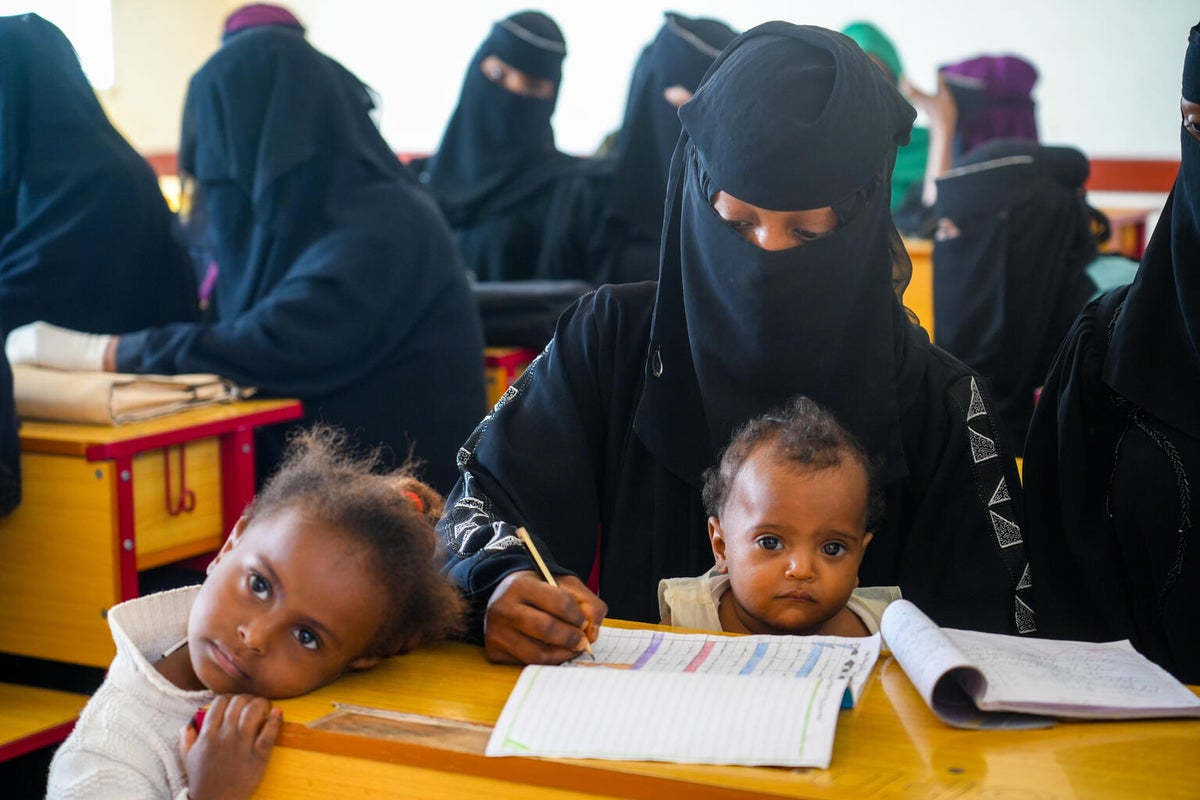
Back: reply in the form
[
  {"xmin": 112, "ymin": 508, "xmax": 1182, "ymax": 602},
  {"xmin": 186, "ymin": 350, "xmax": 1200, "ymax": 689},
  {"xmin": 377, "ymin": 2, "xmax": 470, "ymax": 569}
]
[{"xmin": 486, "ymin": 626, "xmax": 880, "ymax": 768}]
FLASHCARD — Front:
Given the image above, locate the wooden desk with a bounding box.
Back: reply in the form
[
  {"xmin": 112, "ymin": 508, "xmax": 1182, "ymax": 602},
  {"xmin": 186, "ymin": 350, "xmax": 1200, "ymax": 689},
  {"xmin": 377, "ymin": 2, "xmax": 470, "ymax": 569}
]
[
  {"xmin": 902, "ymin": 238, "xmax": 934, "ymax": 339},
  {"xmin": 1099, "ymin": 207, "xmax": 1154, "ymax": 261},
  {"xmin": 0, "ymin": 399, "xmax": 302, "ymax": 667},
  {"xmin": 262, "ymin": 624, "xmax": 1200, "ymax": 799},
  {"xmin": 485, "ymin": 347, "xmax": 539, "ymax": 407}
]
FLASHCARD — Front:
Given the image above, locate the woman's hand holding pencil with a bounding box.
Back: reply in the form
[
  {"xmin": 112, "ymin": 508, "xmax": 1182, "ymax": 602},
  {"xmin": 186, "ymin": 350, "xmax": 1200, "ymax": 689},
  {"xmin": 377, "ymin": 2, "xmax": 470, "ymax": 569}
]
[
  {"xmin": 516, "ymin": 527, "xmax": 595, "ymax": 659},
  {"xmin": 479, "ymin": 528, "xmax": 607, "ymax": 666}
]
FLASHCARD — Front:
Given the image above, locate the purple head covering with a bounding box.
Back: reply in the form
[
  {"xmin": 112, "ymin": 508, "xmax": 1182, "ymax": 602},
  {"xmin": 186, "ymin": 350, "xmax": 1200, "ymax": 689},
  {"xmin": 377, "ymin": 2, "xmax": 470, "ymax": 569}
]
[
  {"xmin": 223, "ymin": 4, "xmax": 304, "ymax": 41},
  {"xmin": 940, "ymin": 55, "xmax": 1038, "ymax": 157}
]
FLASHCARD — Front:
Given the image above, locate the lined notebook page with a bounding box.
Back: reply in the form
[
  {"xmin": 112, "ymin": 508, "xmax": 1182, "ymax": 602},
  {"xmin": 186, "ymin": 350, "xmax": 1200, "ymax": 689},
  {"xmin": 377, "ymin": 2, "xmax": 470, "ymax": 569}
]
[
  {"xmin": 579, "ymin": 627, "xmax": 880, "ymax": 706},
  {"xmin": 486, "ymin": 665, "xmax": 846, "ymax": 767}
]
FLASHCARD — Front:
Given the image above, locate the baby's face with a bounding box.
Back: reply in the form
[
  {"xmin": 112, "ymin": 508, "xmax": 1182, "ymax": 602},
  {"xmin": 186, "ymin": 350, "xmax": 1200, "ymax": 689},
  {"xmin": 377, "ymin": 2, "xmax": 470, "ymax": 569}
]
[
  {"xmin": 187, "ymin": 508, "xmax": 386, "ymax": 698},
  {"xmin": 711, "ymin": 448, "xmax": 871, "ymax": 635}
]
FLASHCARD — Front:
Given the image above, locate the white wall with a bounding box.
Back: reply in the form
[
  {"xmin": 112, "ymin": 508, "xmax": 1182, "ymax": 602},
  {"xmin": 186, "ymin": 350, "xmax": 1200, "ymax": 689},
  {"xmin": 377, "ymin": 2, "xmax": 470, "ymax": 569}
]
[{"xmin": 100, "ymin": 0, "xmax": 1196, "ymax": 162}]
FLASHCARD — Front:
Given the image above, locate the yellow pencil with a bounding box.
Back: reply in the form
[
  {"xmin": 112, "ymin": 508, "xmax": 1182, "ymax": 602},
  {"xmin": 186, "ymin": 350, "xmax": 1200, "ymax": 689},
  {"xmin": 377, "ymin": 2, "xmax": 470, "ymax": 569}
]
[{"xmin": 515, "ymin": 526, "xmax": 595, "ymax": 658}]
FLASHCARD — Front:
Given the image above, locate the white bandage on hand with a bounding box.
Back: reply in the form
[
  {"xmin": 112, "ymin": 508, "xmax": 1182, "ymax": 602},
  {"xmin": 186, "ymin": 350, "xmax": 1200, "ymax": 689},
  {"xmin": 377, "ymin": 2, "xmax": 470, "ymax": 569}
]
[{"xmin": 5, "ymin": 321, "xmax": 113, "ymax": 371}]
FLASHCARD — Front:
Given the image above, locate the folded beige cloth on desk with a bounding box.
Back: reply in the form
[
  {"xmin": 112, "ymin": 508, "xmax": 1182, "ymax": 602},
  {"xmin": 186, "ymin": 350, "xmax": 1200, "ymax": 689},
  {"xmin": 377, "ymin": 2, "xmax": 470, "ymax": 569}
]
[{"xmin": 12, "ymin": 365, "xmax": 254, "ymax": 425}]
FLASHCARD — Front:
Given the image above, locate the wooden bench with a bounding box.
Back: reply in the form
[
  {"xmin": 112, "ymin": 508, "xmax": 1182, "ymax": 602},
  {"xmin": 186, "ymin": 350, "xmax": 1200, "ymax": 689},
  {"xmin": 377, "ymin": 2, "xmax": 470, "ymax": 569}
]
[{"xmin": 0, "ymin": 682, "xmax": 88, "ymax": 762}]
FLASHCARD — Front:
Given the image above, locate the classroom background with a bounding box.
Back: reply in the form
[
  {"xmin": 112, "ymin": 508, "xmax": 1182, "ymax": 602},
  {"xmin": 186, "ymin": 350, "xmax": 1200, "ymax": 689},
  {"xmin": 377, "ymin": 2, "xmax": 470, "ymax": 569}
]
[{"xmin": 15, "ymin": 0, "xmax": 1196, "ymax": 195}]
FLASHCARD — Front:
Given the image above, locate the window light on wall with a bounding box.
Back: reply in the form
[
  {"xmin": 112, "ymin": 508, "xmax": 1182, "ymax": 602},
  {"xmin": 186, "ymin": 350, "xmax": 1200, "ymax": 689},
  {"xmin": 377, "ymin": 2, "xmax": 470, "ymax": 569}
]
[{"xmin": 0, "ymin": 0, "xmax": 114, "ymax": 89}]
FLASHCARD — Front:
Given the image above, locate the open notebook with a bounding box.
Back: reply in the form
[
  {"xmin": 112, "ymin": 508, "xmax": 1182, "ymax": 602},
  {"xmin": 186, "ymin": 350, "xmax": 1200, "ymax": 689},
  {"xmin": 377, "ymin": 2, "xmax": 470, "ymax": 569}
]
[
  {"xmin": 880, "ymin": 599, "xmax": 1200, "ymax": 729},
  {"xmin": 486, "ymin": 626, "xmax": 880, "ymax": 768}
]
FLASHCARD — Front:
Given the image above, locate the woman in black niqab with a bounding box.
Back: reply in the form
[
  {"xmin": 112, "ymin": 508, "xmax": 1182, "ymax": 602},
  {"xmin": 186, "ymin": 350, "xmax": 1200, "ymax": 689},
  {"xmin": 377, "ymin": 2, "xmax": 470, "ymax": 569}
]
[
  {"xmin": 1023, "ymin": 22, "xmax": 1200, "ymax": 683},
  {"xmin": 437, "ymin": 23, "xmax": 1031, "ymax": 667},
  {"xmin": 0, "ymin": 13, "xmax": 198, "ymax": 338},
  {"xmin": 638, "ymin": 28, "xmax": 915, "ymax": 486},
  {"xmin": 417, "ymin": 11, "xmax": 576, "ymax": 281},
  {"xmin": 932, "ymin": 140, "xmax": 1097, "ymax": 454},
  {"xmin": 7, "ymin": 25, "xmax": 486, "ymax": 492},
  {"xmin": 598, "ymin": 13, "xmax": 736, "ymax": 283}
]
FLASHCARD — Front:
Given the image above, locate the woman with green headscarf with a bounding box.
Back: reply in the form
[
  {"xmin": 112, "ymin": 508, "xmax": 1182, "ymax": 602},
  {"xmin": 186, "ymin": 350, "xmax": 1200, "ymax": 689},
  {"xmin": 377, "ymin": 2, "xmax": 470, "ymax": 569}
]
[{"xmin": 841, "ymin": 21, "xmax": 929, "ymax": 215}]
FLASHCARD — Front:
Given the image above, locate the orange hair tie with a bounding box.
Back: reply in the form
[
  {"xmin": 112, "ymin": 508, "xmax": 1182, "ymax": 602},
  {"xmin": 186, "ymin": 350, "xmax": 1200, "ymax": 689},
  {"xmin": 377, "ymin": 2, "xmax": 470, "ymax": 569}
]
[{"xmin": 401, "ymin": 489, "xmax": 425, "ymax": 514}]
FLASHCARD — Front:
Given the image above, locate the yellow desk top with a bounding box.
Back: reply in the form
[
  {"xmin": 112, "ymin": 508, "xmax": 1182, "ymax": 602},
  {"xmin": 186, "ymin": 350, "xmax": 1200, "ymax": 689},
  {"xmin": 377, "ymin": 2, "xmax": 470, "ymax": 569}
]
[
  {"xmin": 264, "ymin": 622, "xmax": 1200, "ymax": 800},
  {"xmin": 17, "ymin": 398, "xmax": 303, "ymax": 458}
]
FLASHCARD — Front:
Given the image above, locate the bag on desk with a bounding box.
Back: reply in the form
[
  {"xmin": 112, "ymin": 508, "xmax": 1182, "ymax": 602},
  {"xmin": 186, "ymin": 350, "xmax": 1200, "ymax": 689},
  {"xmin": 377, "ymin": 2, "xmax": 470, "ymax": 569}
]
[{"xmin": 12, "ymin": 365, "xmax": 254, "ymax": 425}]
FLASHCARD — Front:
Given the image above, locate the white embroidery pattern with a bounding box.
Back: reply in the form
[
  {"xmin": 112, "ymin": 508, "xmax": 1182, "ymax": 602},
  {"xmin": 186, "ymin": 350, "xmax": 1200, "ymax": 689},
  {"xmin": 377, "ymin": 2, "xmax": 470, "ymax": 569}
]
[
  {"xmin": 966, "ymin": 377, "xmax": 988, "ymax": 420},
  {"xmin": 969, "ymin": 427, "xmax": 998, "ymax": 464},
  {"xmin": 988, "ymin": 478, "xmax": 1011, "ymax": 507},
  {"xmin": 990, "ymin": 510, "xmax": 1023, "ymax": 548},
  {"xmin": 1016, "ymin": 563, "xmax": 1032, "ymax": 590},
  {"xmin": 1014, "ymin": 596, "xmax": 1036, "ymax": 634}
]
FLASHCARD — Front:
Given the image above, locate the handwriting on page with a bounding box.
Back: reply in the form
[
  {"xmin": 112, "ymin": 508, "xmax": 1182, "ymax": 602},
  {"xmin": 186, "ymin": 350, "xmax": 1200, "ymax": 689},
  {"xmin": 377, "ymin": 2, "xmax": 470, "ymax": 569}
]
[
  {"xmin": 581, "ymin": 627, "xmax": 878, "ymax": 702},
  {"xmin": 945, "ymin": 629, "xmax": 1200, "ymax": 709}
]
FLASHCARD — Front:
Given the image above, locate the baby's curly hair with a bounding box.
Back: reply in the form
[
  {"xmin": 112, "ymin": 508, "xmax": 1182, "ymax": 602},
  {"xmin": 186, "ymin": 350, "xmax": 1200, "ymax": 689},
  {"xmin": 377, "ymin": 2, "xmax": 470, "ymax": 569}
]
[
  {"xmin": 245, "ymin": 425, "xmax": 466, "ymax": 658},
  {"xmin": 701, "ymin": 396, "xmax": 885, "ymax": 529}
]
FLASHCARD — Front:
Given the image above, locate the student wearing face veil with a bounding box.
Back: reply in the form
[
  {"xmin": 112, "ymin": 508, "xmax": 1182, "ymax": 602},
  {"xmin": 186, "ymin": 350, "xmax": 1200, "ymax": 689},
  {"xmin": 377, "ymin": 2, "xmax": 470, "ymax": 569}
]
[
  {"xmin": 1022, "ymin": 22, "xmax": 1200, "ymax": 685},
  {"xmin": 435, "ymin": 23, "xmax": 1030, "ymax": 667},
  {"xmin": 413, "ymin": 11, "xmax": 583, "ymax": 283}
]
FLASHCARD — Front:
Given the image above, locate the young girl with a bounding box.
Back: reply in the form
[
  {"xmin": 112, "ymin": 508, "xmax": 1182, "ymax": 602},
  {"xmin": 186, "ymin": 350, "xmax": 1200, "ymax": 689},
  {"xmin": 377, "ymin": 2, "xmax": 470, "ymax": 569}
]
[
  {"xmin": 659, "ymin": 396, "xmax": 901, "ymax": 636},
  {"xmin": 46, "ymin": 426, "xmax": 466, "ymax": 799}
]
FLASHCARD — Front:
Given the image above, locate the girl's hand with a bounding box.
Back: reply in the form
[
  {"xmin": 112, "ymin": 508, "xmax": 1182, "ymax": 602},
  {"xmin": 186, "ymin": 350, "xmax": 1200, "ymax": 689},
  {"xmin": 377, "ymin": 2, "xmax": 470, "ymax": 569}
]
[{"xmin": 180, "ymin": 694, "xmax": 282, "ymax": 800}]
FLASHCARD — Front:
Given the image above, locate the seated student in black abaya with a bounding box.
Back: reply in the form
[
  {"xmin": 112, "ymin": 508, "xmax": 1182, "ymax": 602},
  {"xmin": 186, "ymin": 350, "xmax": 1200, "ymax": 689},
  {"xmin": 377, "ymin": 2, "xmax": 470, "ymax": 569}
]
[
  {"xmin": 434, "ymin": 23, "xmax": 1030, "ymax": 667},
  {"xmin": 931, "ymin": 140, "xmax": 1099, "ymax": 454},
  {"xmin": 1022, "ymin": 22, "xmax": 1200, "ymax": 685},
  {"xmin": 412, "ymin": 11, "xmax": 580, "ymax": 283},
  {"xmin": 897, "ymin": 54, "xmax": 1040, "ymax": 238},
  {"xmin": 0, "ymin": 14, "xmax": 198, "ymax": 340},
  {"xmin": 5, "ymin": 25, "xmax": 486, "ymax": 494},
  {"xmin": 538, "ymin": 12, "xmax": 737, "ymax": 285}
]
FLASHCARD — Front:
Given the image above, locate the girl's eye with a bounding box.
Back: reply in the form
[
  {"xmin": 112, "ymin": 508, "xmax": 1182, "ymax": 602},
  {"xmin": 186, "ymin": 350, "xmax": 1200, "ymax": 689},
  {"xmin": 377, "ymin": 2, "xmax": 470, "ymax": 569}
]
[
  {"xmin": 248, "ymin": 573, "xmax": 270, "ymax": 600},
  {"xmin": 726, "ymin": 219, "xmax": 752, "ymax": 231},
  {"xmin": 794, "ymin": 227, "xmax": 832, "ymax": 242},
  {"xmin": 757, "ymin": 535, "xmax": 783, "ymax": 551},
  {"xmin": 294, "ymin": 628, "xmax": 320, "ymax": 651},
  {"xmin": 821, "ymin": 542, "xmax": 848, "ymax": 557}
]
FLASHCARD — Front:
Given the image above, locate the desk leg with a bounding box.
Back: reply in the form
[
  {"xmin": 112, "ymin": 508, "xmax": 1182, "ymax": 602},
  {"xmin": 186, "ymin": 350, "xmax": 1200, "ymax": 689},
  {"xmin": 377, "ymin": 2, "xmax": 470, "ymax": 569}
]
[
  {"xmin": 114, "ymin": 455, "xmax": 138, "ymax": 602},
  {"xmin": 219, "ymin": 427, "xmax": 256, "ymax": 537}
]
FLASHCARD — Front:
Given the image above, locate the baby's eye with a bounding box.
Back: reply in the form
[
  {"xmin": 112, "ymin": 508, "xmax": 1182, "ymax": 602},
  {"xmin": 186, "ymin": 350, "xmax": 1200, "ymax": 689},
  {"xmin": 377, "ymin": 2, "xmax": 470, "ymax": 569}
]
[
  {"xmin": 294, "ymin": 628, "xmax": 320, "ymax": 651},
  {"xmin": 248, "ymin": 573, "xmax": 270, "ymax": 600},
  {"xmin": 821, "ymin": 542, "xmax": 848, "ymax": 557},
  {"xmin": 756, "ymin": 535, "xmax": 783, "ymax": 551}
]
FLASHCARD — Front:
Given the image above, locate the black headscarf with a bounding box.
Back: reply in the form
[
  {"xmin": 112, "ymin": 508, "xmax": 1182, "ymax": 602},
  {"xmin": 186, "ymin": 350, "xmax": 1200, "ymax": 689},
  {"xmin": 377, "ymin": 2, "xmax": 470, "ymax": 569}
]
[
  {"xmin": 607, "ymin": 12, "xmax": 736, "ymax": 240},
  {"xmin": 933, "ymin": 139, "xmax": 1097, "ymax": 452},
  {"xmin": 422, "ymin": 11, "xmax": 573, "ymax": 226},
  {"xmin": 179, "ymin": 25, "xmax": 409, "ymax": 321},
  {"xmin": 1103, "ymin": 24, "xmax": 1200, "ymax": 439},
  {"xmin": 0, "ymin": 13, "xmax": 198, "ymax": 337},
  {"xmin": 634, "ymin": 23, "xmax": 916, "ymax": 487}
]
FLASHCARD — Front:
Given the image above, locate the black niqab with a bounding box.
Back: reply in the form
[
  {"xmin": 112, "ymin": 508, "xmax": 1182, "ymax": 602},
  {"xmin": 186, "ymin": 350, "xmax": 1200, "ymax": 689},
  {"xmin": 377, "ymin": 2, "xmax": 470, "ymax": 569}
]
[
  {"xmin": 422, "ymin": 12, "xmax": 573, "ymax": 226},
  {"xmin": 179, "ymin": 25, "xmax": 407, "ymax": 322},
  {"xmin": 933, "ymin": 140, "xmax": 1096, "ymax": 452},
  {"xmin": 634, "ymin": 24, "xmax": 916, "ymax": 487},
  {"xmin": 1103, "ymin": 25, "xmax": 1200, "ymax": 439},
  {"xmin": 0, "ymin": 13, "xmax": 198, "ymax": 336},
  {"xmin": 607, "ymin": 13, "xmax": 736, "ymax": 241}
]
